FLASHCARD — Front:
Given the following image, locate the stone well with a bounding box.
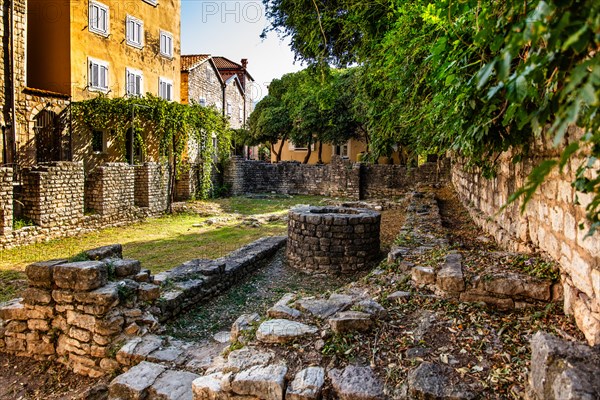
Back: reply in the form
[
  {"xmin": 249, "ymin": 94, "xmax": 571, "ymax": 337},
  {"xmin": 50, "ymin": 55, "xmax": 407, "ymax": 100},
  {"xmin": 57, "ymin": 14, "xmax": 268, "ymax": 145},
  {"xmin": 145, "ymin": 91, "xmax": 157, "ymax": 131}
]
[{"xmin": 287, "ymin": 206, "xmax": 381, "ymax": 274}]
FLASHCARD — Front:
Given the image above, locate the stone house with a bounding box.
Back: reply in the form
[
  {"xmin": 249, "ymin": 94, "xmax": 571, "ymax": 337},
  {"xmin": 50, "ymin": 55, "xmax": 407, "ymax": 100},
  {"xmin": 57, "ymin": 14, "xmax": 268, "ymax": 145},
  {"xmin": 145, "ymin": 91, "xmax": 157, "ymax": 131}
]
[{"xmin": 1, "ymin": 0, "xmax": 182, "ymax": 170}]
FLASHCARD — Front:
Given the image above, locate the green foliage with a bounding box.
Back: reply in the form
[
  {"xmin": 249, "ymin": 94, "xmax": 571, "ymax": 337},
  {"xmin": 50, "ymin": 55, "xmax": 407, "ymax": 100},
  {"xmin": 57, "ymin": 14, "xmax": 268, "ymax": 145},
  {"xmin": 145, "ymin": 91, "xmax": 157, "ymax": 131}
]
[
  {"xmin": 12, "ymin": 217, "xmax": 34, "ymax": 230},
  {"xmin": 511, "ymin": 255, "xmax": 560, "ymax": 281},
  {"xmin": 72, "ymin": 94, "xmax": 232, "ymax": 200},
  {"xmin": 68, "ymin": 252, "xmax": 90, "ymax": 262},
  {"xmin": 263, "ymin": 0, "xmax": 600, "ymax": 230}
]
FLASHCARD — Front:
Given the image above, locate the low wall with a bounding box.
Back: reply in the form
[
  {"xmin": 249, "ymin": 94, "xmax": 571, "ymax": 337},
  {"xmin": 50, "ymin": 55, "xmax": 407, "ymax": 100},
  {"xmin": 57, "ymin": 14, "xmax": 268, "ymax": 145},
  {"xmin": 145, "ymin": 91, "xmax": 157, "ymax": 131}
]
[
  {"xmin": 0, "ymin": 162, "xmax": 170, "ymax": 249},
  {"xmin": 0, "ymin": 244, "xmax": 161, "ymax": 377},
  {"xmin": 451, "ymin": 135, "xmax": 600, "ymax": 345},
  {"xmin": 224, "ymin": 156, "xmax": 448, "ymax": 200}
]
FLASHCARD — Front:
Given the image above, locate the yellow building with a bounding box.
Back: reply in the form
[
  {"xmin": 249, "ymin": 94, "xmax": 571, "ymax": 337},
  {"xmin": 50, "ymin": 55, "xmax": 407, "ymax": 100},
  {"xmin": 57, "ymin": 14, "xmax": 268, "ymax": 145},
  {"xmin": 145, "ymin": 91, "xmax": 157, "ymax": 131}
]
[
  {"xmin": 271, "ymin": 139, "xmax": 404, "ymax": 164},
  {"xmin": 24, "ymin": 0, "xmax": 181, "ymax": 168}
]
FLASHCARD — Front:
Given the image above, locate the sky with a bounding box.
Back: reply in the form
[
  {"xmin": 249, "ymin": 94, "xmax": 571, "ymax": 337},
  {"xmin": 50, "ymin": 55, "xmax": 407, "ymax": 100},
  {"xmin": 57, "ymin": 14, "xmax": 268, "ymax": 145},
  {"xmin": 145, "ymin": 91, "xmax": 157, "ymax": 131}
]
[{"xmin": 180, "ymin": 0, "xmax": 305, "ymax": 102}]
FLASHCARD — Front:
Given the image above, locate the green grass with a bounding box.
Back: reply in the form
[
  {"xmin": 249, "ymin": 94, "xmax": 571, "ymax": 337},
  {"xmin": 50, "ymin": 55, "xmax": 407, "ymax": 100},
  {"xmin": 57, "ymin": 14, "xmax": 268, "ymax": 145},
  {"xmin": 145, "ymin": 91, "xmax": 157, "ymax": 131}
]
[
  {"xmin": 0, "ymin": 196, "xmax": 325, "ymax": 275},
  {"xmin": 0, "ymin": 270, "xmax": 26, "ymax": 303}
]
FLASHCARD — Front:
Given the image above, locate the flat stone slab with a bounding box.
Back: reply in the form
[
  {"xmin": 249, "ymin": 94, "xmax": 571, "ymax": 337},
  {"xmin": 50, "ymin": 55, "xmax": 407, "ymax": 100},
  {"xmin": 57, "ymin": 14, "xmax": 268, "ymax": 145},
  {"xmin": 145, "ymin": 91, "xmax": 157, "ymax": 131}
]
[
  {"xmin": 225, "ymin": 347, "xmax": 275, "ymax": 373},
  {"xmin": 387, "ymin": 291, "xmax": 411, "ymax": 302},
  {"xmin": 329, "ymin": 311, "xmax": 373, "ymax": 334},
  {"xmin": 267, "ymin": 304, "xmax": 302, "ymax": 320},
  {"xmin": 116, "ymin": 335, "xmax": 164, "ymax": 366},
  {"xmin": 85, "ymin": 244, "xmax": 123, "ymax": 260},
  {"xmin": 109, "ymin": 361, "xmax": 165, "ymax": 399},
  {"xmin": 192, "ymin": 372, "xmax": 228, "ymax": 400},
  {"xmin": 478, "ymin": 273, "xmax": 551, "ymax": 301},
  {"xmin": 295, "ymin": 294, "xmax": 353, "ymax": 319},
  {"xmin": 111, "ymin": 258, "xmax": 142, "ymax": 278},
  {"xmin": 147, "ymin": 369, "xmax": 199, "ymax": 400},
  {"xmin": 53, "ymin": 261, "xmax": 107, "ymax": 291},
  {"xmin": 286, "ymin": 366, "xmax": 325, "ymax": 400},
  {"xmin": 231, "ymin": 364, "xmax": 288, "ymax": 400},
  {"xmin": 436, "ymin": 252, "xmax": 465, "ymax": 292},
  {"xmin": 256, "ymin": 319, "xmax": 318, "ymax": 344},
  {"xmin": 231, "ymin": 313, "xmax": 261, "ymax": 343},
  {"xmin": 352, "ymin": 299, "xmax": 386, "ymax": 318},
  {"xmin": 407, "ymin": 362, "xmax": 477, "ymax": 399},
  {"xmin": 328, "ymin": 365, "xmax": 384, "ymax": 400},
  {"xmin": 25, "ymin": 259, "xmax": 66, "ymax": 288}
]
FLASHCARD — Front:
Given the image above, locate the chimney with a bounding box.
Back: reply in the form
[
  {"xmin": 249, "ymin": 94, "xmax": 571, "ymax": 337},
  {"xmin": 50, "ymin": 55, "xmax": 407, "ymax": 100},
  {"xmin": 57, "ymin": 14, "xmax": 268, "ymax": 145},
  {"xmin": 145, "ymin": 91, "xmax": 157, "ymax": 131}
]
[{"xmin": 241, "ymin": 58, "xmax": 248, "ymax": 69}]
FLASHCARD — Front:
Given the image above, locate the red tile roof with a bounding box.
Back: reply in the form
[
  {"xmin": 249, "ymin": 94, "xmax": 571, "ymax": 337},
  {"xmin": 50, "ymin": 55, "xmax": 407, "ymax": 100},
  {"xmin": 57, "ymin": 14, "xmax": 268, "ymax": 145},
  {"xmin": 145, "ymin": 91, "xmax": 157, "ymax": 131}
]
[
  {"xmin": 181, "ymin": 54, "xmax": 211, "ymax": 72},
  {"xmin": 212, "ymin": 56, "xmax": 241, "ymax": 70}
]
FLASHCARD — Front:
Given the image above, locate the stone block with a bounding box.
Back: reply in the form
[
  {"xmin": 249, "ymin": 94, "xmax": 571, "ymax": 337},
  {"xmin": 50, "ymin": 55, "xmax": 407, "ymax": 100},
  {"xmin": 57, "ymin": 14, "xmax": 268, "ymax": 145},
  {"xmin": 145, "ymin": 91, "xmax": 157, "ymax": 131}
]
[
  {"xmin": 328, "ymin": 365, "xmax": 384, "ymax": 400},
  {"xmin": 231, "ymin": 364, "xmax": 287, "ymax": 400},
  {"xmin": 22, "ymin": 287, "xmax": 52, "ymax": 305},
  {"xmin": 53, "ymin": 261, "xmax": 107, "ymax": 291},
  {"xmin": 138, "ymin": 283, "xmax": 161, "ymax": 302},
  {"xmin": 230, "ymin": 313, "xmax": 260, "ymax": 343},
  {"xmin": 67, "ymin": 310, "xmax": 96, "ymax": 331},
  {"xmin": 328, "ymin": 311, "xmax": 373, "ymax": 334},
  {"xmin": 412, "ymin": 266, "xmax": 436, "ymax": 286},
  {"xmin": 85, "ymin": 244, "xmax": 123, "ymax": 261},
  {"xmin": 25, "ymin": 260, "xmax": 66, "ymax": 288},
  {"xmin": 436, "ymin": 252, "xmax": 465, "ymax": 292},
  {"xmin": 147, "ymin": 369, "xmax": 200, "ymax": 400},
  {"xmin": 109, "ymin": 361, "xmax": 165, "ymax": 399},
  {"xmin": 256, "ymin": 319, "xmax": 318, "ymax": 344},
  {"xmin": 111, "ymin": 258, "xmax": 141, "ymax": 278},
  {"xmin": 192, "ymin": 372, "xmax": 228, "ymax": 400},
  {"xmin": 73, "ymin": 282, "xmax": 119, "ymax": 306},
  {"xmin": 0, "ymin": 299, "xmax": 27, "ymax": 321},
  {"xmin": 287, "ymin": 367, "xmax": 325, "ymax": 400},
  {"xmin": 459, "ymin": 292, "xmax": 514, "ymax": 310}
]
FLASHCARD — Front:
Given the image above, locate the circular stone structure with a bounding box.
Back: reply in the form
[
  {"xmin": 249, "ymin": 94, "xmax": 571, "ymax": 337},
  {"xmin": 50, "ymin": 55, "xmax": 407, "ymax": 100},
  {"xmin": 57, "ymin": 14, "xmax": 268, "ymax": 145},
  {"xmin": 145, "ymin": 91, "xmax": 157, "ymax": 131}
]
[{"xmin": 287, "ymin": 206, "xmax": 381, "ymax": 275}]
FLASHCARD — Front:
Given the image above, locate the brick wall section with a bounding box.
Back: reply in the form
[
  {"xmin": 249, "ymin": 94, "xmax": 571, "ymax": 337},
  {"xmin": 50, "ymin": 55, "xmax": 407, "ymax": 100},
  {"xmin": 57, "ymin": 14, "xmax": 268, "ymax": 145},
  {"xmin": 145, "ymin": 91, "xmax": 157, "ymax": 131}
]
[
  {"xmin": 451, "ymin": 135, "xmax": 600, "ymax": 345},
  {"xmin": 225, "ymin": 156, "xmax": 448, "ymax": 200},
  {"xmin": 0, "ymin": 167, "xmax": 12, "ymax": 235},
  {"xmin": 134, "ymin": 163, "xmax": 169, "ymax": 214},
  {"xmin": 85, "ymin": 163, "xmax": 135, "ymax": 217},
  {"xmin": 21, "ymin": 162, "xmax": 84, "ymax": 227}
]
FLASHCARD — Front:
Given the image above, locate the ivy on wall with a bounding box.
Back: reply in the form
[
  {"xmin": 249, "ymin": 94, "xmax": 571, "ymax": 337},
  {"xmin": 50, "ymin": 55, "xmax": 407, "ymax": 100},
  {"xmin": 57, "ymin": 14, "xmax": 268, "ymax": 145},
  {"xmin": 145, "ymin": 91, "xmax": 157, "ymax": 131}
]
[{"xmin": 71, "ymin": 95, "xmax": 232, "ymax": 202}]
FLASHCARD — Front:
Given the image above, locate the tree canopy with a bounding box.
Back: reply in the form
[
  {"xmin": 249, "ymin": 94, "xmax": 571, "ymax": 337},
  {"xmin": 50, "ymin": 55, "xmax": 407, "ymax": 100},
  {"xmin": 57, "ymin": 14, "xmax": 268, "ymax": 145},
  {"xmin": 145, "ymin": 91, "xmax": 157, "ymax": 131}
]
[{"xmin": 263, "ymin": 0, "xmax": 600, "ymax": 230}]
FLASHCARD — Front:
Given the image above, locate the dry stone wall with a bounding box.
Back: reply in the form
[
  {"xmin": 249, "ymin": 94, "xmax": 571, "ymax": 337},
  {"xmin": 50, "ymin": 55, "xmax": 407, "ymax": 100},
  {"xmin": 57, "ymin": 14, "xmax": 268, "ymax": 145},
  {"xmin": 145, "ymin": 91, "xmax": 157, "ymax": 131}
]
[
  {"xmin": 0, "ymin": 244, "xmax": 161, "ymax": 377},
  {"xmin": 0, "ymin": 162, "xmax": 170, "ymax": 249},
  {"xmin": 225, "ymin": 156, "xmax": 448, "ymax": 200},
  {"xmin": 21, "ymin": 162, "xmax": 85, "ymax": 227},
  {"xmin": 451, "ymin": 134, "xmax": 600, "ymax": 345}
]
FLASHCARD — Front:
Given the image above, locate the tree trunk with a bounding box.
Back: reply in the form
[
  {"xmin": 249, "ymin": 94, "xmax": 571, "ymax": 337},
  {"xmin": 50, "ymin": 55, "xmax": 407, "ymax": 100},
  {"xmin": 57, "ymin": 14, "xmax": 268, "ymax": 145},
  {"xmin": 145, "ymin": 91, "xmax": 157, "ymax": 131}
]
[
  {"xmin": 276, "ymin": 136, "xmax": 286, "ymax": 162},
  {"xmin": 303, "ymin": 139, "xmax": 312, "ymax": 164},
  {"xmin": 317, "ymin": 141, "xmax": 323, "ymax": 164}
]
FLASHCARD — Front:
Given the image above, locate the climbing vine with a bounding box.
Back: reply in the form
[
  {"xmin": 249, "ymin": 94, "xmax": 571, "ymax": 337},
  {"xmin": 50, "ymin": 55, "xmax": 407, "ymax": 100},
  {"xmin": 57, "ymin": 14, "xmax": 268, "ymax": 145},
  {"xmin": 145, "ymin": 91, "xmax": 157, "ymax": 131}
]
[{"xmin": 71, "ymin": 95, "xmax": 232, "ymax": 201}]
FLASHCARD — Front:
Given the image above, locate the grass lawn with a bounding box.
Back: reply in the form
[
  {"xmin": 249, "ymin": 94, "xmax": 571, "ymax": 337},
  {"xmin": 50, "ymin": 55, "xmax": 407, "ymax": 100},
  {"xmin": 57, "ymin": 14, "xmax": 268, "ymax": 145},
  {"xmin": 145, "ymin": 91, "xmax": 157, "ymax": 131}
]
[{"xmin": 0, "ymin": 195, "xmax": 326, "ymax": 302}]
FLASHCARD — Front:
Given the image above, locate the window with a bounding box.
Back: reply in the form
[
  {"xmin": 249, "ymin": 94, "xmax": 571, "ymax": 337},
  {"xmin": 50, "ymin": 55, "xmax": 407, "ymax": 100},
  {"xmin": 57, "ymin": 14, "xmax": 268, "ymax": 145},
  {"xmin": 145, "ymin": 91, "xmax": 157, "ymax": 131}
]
[
  {"xmin": 159, "ymin": 77, "xmax": 173, "ymax": 101},
  {"xmin": 126, "ymin": 68, "xmax": 143, "ymax": 97},
  {"xmin": 88, "ymin": 58, "xmax": 109, "ymax": 92},
  {"xmin": 199, "ymin": 97, "xmax": 206, "ymax": 107},
  {"xmin": 142, "ymin": 0, "xmax": 158, "ymax": 5},
  {"xmin": 206, "ymin": 68, "xmax": 213, "ymax": 83},
  {"xmin": 226, "ymin": 101, "xmax": 232, "ymax": 116},
  {"xmin": 291, "ymin": 142, "xmax": 316, "ymax": 151},
  {"xmin": 159, "ymin": 30, "xmax": 173, "ymax": 58},
  {"xmin": 334, "ymin": 142, "xmax": 349, "ymax": 158},
  {"xmin": 126, "ymin": 16, "xmax": 143, "ymax": 48},
  {"xmin": 91, "ymin": 130, "xmax": 106, "ymax": 153},
  {"xmin": 89, "ymin": 1, "xmax": 109, "ymax": 36},
  {"xmin": 239, "ymin": 105, "xmax": 243, "ymax": 122}
]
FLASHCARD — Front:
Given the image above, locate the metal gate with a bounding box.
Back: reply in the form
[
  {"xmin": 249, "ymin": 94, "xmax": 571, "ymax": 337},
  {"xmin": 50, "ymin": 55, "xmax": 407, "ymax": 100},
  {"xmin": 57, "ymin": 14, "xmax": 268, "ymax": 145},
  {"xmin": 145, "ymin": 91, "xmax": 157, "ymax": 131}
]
[{"xmin": 34, "ymin": 110, "xmax": 61, "ymax": 163}]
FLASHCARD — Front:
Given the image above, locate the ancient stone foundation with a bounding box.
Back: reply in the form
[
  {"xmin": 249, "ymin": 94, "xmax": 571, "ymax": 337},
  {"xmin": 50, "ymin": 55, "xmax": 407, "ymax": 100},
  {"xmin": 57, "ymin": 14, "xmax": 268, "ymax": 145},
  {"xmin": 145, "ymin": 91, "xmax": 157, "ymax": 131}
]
[{"xmin": 287, "ymin": 206, "xmax": 381, "ymax": 274}]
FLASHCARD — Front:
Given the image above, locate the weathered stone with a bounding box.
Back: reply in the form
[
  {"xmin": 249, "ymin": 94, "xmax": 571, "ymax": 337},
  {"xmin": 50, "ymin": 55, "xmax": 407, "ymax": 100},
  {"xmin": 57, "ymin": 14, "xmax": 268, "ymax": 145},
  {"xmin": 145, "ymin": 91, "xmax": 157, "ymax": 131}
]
[
  {"xmin": 54, "ymin": 261, "xmax": 107, "ymax": 291},
  {"xmin": 109, "ymin": 361, "xmax": 165, "ymax": 399},
  {"xmin": 70, "ymin": 354, "xmax": 104, "ymax": 378},
  {"xmin": 328, "ymin": 365, "xmax": 384, "ymax": 400},
  {"xmin": 100, "ymin": 357, "xmax": 121, "ymax": 373},
  {"xmin": 256, "ymin": 319, "xmax": 318, "ymax": 344},
  {"xmin": 353, "ymin": 299, "xmax": 386, "ymax": 318},
  {"xmin": 94, "ymin": 313, "xmax": 125, "ymax": 336},
  {"xmin": 407, "ymin": 362, "xmax": 477, "ymax": 400},
  {"xmin": 286, "ymin": 366, "xmax": 325, "ymax": 400},
  {"xmin": 225, "ymin": 347, "xmax": 275, "ymax": 373},
  {"xmin": 329, "ymin": 311, "xmax": 373, "ymax": 334},
  {"xmin": 25, "ymin": 259, "xmax": 66, "ymax": 288},
  {"xmin": 138, "ymin": 283, "xmax": 161, "ymax": 302},
  {"xmin": 437, "ymin": 252, "xmax": 465, "ymax": 292},
  {"xmin": 230, "ymin": 313, "xmax": 260, "ymax": 343},
  {"xmin": 212, "ymin": 331, "xmax": 231, "ymax": 344},
  {"xmin": 459, "ymin": 292, "xmax": 514, "ymax": 310},
  {"xmin": 412, "ymin": 266, "xmax": 436, "ymax": 286},
  {"xmin": 27, "ymin": 340, "xmax": 55, "ymax": 355},
  {"xmin": 387, "ymin": 291, "xmax": 411, "ymax": 302},
  {"xmin": 52, "ymin": 290, "xmax": 74, "ymax": 304},
  {"xmin": 22, "ymin": 287, "xmax": 53, "ymax": 305},
  {"xmin": 0, "ymin": 299, "xmax": 27, "ymax": 321},
  {"xmin": 295, "ymin": 294, "xmax": 353, "ymax": 319},
  {"xmin": 85, "ymin": 244, "xmax": 123, "ymax": 261},
  {"xmin": 67, "ymin": 310, "xmax": 96, "ymax": 331},
  {"xmin": 110, "ymin": 258, "xmax": 141, "ymax": 278},
  {"xmin": 6, "ymin": 320, "xmax": 28, "ymax": 333},
  {"xmin": 116, "ymin": 335, "xmax": 163, "ymax": 366},
  {"xmin": 529, "ymin": 331, "xmax": 600, "ymax": 400},
  {"xmin": 231, "ymin": 364, "xmax": 287, "ymax": 400},
  {"xmin": 147, "ymin": 369, "xmax": 199, "ymax": 400},
  {"xmin": 68, "ymin": 326, "xmax": 91, "ymax": 343},
  {"xmin": 74, "ymin": 283, "xmax": 119, "ymax": 306},
  {"xmin": 267, "ymin": 304, "xmax": 302, "ymax": 320},
  {"xmin": 27, "ymin": 318, "xmax": 49, "ymax": 332},
  {"xmin": 192, "ymin": 372, "xmax": 229, "ymax": 400}
]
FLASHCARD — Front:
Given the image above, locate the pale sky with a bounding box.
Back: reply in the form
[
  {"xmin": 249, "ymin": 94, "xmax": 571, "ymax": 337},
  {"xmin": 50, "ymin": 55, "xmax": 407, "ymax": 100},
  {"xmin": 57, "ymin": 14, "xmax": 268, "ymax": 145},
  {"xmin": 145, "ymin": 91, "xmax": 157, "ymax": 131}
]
[{"xmin": 180, "ymin": 0, "xmax": 304, "ymax": 102}]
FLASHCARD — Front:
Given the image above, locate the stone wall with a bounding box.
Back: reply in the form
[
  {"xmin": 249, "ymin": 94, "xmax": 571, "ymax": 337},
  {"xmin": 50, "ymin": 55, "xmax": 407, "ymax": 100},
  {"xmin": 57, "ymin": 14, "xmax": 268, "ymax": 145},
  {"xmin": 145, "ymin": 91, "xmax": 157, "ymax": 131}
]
[
  {"xmin": 0, "ymin": 167, "xmax": 12, "ymax": 235},
  {"xmin": 0, "ymin": 162, "xmax": 172, "ymax": 249},
  {"xmin": 451, "ymin": 135, "xmax": 600, "ymax": 345},
  {"xmin": 21, "ymin": 162, "xmax": 85, "ymax": 227},
  {"xmin": 0, "ymin": 244, "xmax": 161, "ymax": 377},
  {"xmin": 86, "ymin": 163, "xmax": 135, "ymax": 217},
  {"xmin": 134, "ymin": 163, "xmax": 169, "ymax": 214},
  {"xmin": 225, "ymin": 156, "xmax": 448, "ymax": 200}
]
